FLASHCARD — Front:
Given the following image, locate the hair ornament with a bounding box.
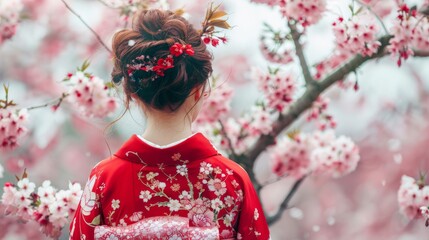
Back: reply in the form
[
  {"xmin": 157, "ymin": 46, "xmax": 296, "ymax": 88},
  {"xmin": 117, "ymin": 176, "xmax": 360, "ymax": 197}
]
[{"xmin": 126, "ymin": 42, "xmax": 194, "ymax": 81}]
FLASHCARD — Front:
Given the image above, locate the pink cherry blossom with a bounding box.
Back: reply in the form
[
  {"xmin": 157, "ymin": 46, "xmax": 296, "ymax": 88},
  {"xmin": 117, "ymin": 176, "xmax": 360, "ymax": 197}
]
[
  {"xmin": 387, "ymin": 4, "xmax": 429, "ymax": 66},
  {"xmin": 0, "ymin": 0, "xmax": 23, "ymax": 43},
  {"xmin": 332, "ymin": 12, "xmax": 381, "ymax": 57},
  {"xmin": 271, "ymin": 134, "xmax": 310, "ymax": 179},
  {"xmin": 0, "ymin": 177, "xmax": 83, "ymax": 238},
  {"xmin": 270, "ymin": 130, "xmax": 360, "ymax": 179},
  {"xmin": 306, "ymin": 96, "xmax": 336, "ymax": 130},
  {"xmin": 242, "ymin": 106, "xmax": 274, "ymax": 136},
  {"xmin": 64, "ymin": 71, "xmax": 118, "ymax": 118},
  {"xmin": 398, "ymin": 175, "xmax": 427, "ymax": 220},
  {"xmin": 280, "ymin": 0, "xmax": 327, "ymax": 26},
  {"xmin": 0, "ymin": 108, "xmax": 28, "ymax": 151},
  {"xmin": 195, "ymin": 79, "xmax": 233, "ymax": 124},
  {"xmin": 310, "ymin": 134, "xmax": 360, "ymax": 178},
  {"xmin": 253, "ymin": 68, "xmax": 297, "ymax": 113},
  {"xmin": 359, "ymin": 0, "xmax": 395, "ymax": 18}
]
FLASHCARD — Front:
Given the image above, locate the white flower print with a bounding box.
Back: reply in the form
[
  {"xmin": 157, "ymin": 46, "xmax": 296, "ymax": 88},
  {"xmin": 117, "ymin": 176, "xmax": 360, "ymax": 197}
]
[
  {"xmin": 176, "ymin": 164, "xmax": 188, "ymax": 176},
  {"xmin": 211, "ymin": 198, "xmax": 224, "ymax": 211},
  {"xmin": 207, "ymin": 178, "xmax": 227, "ymax": 196},
  {"xmin": 111, "ymin": 199, "xmax": 120, "ymax": 210},
  {"xmin": 223, "ymin": 212, "xmax": 235, "ymax": 227},
  {"xmin": 129, "ymin": 211, "xmax": 143, "ymax": 222},
  {"xmin": 179, "ymin": 191, "xmax": 191, "ymax": 200},
  {"xmin": 254, "ymin": 208, "xmax": 259, "ymax": 220},
  {"xmin": 119, "ymin": 218, "xmax": 127, "ymax": 226},
  {"xmin": 224, "ymin": 196, "xmax": 234, "ymax": 207},
  {"xmin": 80, "ymin": 175, "xmax": 97, "ymax": 216},
  {"xmin": 146, "ymin": 172, "xmax": 159, "ymax": 181},
  {"xmin": 168, "ymin": 235, "xmax": 182, "ymax": 240},
  {"xmin": 168, "ymin": 199, "xmax": 181, "ymax": 212},
  {"xmin": 231, "ymin": 180, "xmax": 239, "ymax": 188},
  {"xmin": 177, "ymin": 191, "xmax": 191, "ymax": 210},
  {"xmin": 190, "ymin": 209, "xmax": 215, "ymax": 227},
  {"xmin": 139, "ymin": 190, "xmax": 152, "ymax": 202},
  {"xmin": 199, "ymin": 162, "xmax": 213, "ymax": 175},
  {"xmin": 158, "ymin": 182, "xmax": 166, "ymax": 189},
  {"xmin": 107, "ymin": 234, "xmax": 118, "ymax": 240}
]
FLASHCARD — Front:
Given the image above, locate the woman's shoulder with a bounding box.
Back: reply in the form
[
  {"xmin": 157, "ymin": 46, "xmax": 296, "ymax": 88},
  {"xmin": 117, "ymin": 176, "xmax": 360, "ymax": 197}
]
[
  {"xmin": 88, "ymin": 155, "xmax": 131, "ymax": 178},
  {"xmin": 202, "ymin": 154, "xmax": 252, "ymax": 182}
]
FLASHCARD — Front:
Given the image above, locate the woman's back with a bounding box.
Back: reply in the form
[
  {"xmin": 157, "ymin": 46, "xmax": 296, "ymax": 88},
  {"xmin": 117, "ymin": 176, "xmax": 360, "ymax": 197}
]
[{"xmin": 70, "ymin": 133, "xmax": 270, "ymax": 240}]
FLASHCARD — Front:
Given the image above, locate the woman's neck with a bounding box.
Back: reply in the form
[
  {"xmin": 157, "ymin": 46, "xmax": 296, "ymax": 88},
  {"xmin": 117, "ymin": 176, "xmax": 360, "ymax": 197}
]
[{"xmin": 142, "ymin": 111, "xmax": 193, "ymax": 146}]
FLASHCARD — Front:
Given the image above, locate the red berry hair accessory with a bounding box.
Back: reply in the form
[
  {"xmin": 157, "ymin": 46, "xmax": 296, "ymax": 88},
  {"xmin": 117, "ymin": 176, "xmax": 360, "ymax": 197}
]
[
  {"xmin": 126, "ymin": 43, "xmax": 194, "ymax": 81},
  {"xmin": 199, "ymin": 3, "xmax": 231, "ymax": 47}
]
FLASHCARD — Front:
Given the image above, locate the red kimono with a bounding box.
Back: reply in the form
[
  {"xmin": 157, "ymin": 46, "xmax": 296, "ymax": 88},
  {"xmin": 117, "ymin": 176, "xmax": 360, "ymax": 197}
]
[{"xmin": 69, "ymin": 132, "xmax": 270, "ymax": 240}]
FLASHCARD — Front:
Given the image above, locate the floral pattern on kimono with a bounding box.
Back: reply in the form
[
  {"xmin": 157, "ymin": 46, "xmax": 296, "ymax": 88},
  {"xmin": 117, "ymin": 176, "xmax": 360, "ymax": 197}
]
[{"xmin": 69, "ymin": 132, "xmax": 270, "ymax": 240}]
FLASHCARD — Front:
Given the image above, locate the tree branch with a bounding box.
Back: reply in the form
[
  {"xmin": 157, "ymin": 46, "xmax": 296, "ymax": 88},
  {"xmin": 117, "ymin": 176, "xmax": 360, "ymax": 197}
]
[
  {"xmin": 414, "ymin": 50, "xmax": 429, "ymax": 57},
  {"xmin": 60, "ymin": 0, "xmax": 112, "ymax": 54},
  {"xmin": 288, "ymin": 21, "xmax": 314, "ymax": 85},
  {"xmin": 26, "ymin": 93, "xmax": 70, "ymax": 111},
  {"xmin": 244, "ymin": 35, "xmax": 393, "ymax": 164},
  {"xmin": 218, "ymin": 119, "xmax": 238, "ymax": 160},
  {"xmin": 266, "ymin": 176, "xmax": 306, "ymax": 225},
  {"xmin": 242, "ymin": 35, "xmax": 394, "ymax": 226}
]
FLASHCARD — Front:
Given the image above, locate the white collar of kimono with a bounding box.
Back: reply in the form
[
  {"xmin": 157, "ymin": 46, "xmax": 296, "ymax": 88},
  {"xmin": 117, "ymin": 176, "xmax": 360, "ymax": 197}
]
[{"xmin": 137, "ymin": 132, "xmax": 198, "ymax": 149}]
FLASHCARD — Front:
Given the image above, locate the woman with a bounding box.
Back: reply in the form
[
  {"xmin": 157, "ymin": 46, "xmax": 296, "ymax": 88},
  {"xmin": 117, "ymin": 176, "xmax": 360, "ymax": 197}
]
[{"xmin": 69, "ymin": 8, "xmax": 270, "ymax": 240}]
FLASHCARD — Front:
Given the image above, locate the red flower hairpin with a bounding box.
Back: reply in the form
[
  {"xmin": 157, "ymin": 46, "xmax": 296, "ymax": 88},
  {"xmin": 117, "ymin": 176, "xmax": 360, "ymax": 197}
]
[{"xmin": 127, "ymin": 43, "xmax": 195, "ymax": 81}]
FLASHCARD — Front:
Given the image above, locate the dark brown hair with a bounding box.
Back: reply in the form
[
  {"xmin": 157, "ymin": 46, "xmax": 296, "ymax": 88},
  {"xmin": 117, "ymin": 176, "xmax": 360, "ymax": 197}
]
[{"xmin": 111, "ymin": 9, "xmax": 213, "ymax": 112}]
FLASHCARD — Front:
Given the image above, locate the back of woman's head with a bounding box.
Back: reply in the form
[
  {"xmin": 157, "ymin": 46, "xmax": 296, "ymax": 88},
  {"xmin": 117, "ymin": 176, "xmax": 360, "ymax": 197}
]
[{"xmin": 111, "ymin": 9, "xmax": 213, "ymax": 112}]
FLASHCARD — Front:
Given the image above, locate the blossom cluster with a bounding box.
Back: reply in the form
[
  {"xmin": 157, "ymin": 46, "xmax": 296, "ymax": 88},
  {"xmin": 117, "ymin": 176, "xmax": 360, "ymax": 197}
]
[
  {"xmin": 359, "ymin": 0, "xmax": 395, "ymax": 18},
  {"xmin": 240, "ymin": 106, "xmax": 274, "ymax": 136},
  {"xmin": 280, "ymin": 0, "xmax": 327, "ymax": 27},
  {"xmin": 1, "ymin": 178, "xmax": 83, "ymax": 238},
  {"xmin": 202, "ymin": 35, "xmax": 228, "ymax": 47},
  {"xmin": 397, "ymin": 175, "xmax": 429, "ymax": 220},
  {"xmin": 260, "ymin": 42, "xmax": 293, "ymax": 64},
  {"xmin": 260, "ymin": 25, "xmax": 293, "ymax": 64},
  {"xmin": 0, "ymin": 108, "xmax": 28, "ymax": 151},
  {"xmin": 195, "ymin": 80, "xmax": 233, "ymax": 124},
  {"xmin": 250, "ymin": 0, "xmax": 327, "ymax": 26},
  {"xmin": 0, "ymin": 0, "xmax": 23, "ymax": 44},
  {"xmin": 270, "ymin": 130, "xmax": 360, "ymax": 179},
  {"xmin": 388, "ymin": 4, "xmax": 429, "ymax": 66},
  {"xmin": 253, "ymin": 68, "xmax": 297, "ymax": 113},
  {"xmin": 64, "ymin": 71, "xmax": 118, "ymax": 118},
  {"xmin": 307, "ymin": 96, "xmax": 336, "ymax": 130},
  {"xmin": 196, "ymin": 117, "xmax": 258, "ymax": 156},
  {"xmin": 332, "ymin": 13, "xmax": 381, "ymax": 57}
]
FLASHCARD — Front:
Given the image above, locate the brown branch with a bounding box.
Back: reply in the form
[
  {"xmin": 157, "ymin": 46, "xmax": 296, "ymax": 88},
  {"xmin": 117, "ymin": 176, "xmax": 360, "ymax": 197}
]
[
  {"xmin": 414, "ymin": 50, "xmax": 429, "ymax": 57},
  {"xmin": 244, "ymin": 35, "xmax": 393, "ymax": 165},
  {"xmin": 243, "ymin": 35, "xmax": 394, "ymax": 226},
  {"xmin": 218, "ymin": 119, "xmax": 239, "ymax": 160},
  {"xmin": 60, "ymin": 0, "xmax": 112, "ymax": 54},
  {"xmin": 266, "ymin": 176, "xmax": 306, "ymax": 225},
  {"xmin": 288, "ymin": 21, "xmax": 314, "ymax": 85},
  {"xmin": 27, "ymin": 93, "xmax": 69, "ymax": 111}
]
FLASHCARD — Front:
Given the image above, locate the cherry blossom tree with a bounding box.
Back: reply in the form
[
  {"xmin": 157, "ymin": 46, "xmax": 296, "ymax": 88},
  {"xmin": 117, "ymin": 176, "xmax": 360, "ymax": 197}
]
[{"xmin": 1, "ymin": 0, "xmax": 429, "ymax": 238}]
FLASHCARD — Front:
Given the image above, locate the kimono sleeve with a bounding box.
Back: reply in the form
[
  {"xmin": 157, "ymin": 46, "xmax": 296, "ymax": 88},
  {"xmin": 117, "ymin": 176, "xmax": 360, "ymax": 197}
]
[
  {"xmin": 69, "ymin": 166, "xmax": 104, "ymax": 240},
  {"xmin": 236, "ymin": 171, "xmax": 270, "ymax": 240}
]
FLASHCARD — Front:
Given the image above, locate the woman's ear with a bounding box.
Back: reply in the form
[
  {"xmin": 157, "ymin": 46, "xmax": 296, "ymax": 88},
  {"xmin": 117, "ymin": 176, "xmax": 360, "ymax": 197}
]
[{"xmin": 194, "ymin": 85, "xmax": 203, "ymax": 101}]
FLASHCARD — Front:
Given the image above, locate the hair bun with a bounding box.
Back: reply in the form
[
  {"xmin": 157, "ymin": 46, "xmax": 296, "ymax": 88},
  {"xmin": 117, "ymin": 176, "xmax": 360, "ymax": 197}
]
[
  {"xmin": 111, "ymin": 9, "xmax": 213, "ymax": 112},
  {"xmin": 132, "ymin": 10, "xmax": 169, "ymax": 40}
]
